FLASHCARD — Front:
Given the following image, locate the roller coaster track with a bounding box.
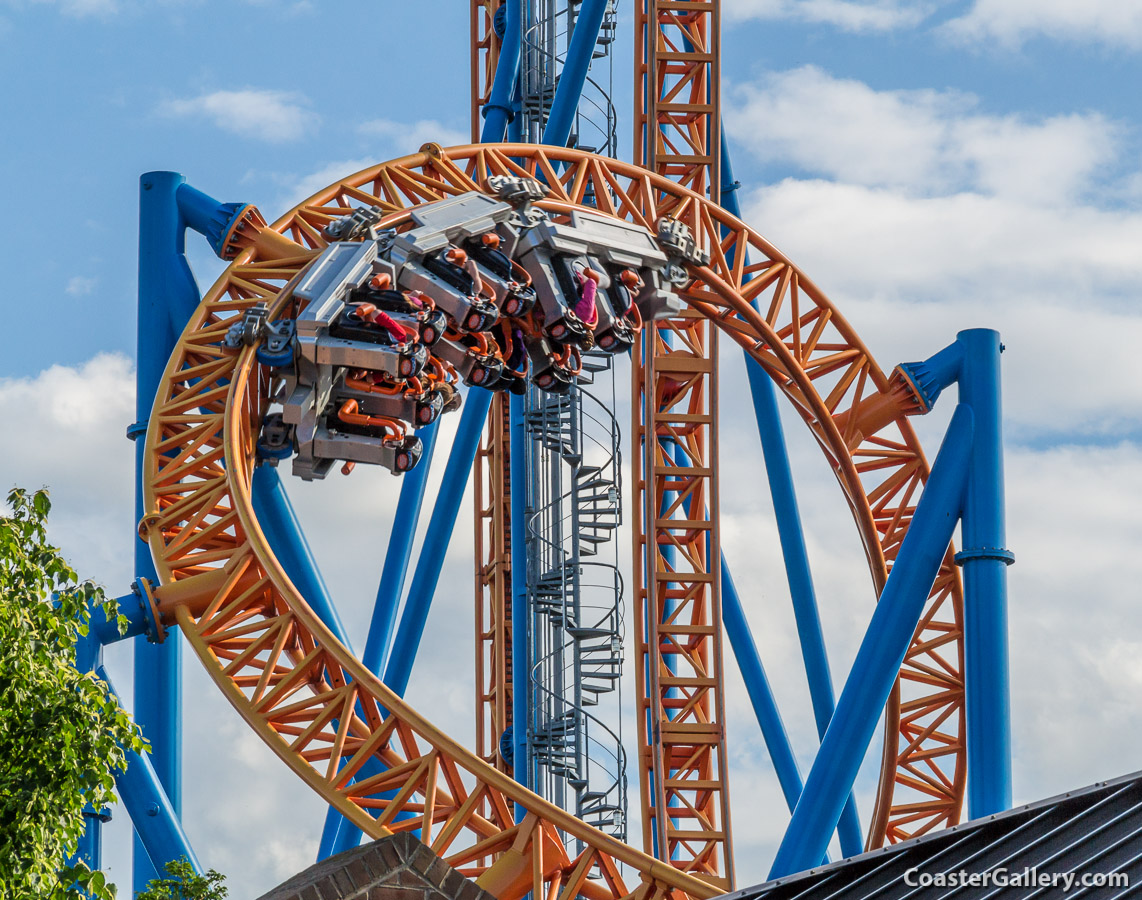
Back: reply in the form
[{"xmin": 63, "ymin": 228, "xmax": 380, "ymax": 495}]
[{"xmin": 142, "ymin": 143, "xmax": 965, "ymax": 900}]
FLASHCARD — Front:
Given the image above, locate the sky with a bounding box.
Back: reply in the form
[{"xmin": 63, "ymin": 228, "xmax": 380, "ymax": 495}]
[{"xmin": 2, "ymin": 0, "xmax": 1142, "ymax": 896}]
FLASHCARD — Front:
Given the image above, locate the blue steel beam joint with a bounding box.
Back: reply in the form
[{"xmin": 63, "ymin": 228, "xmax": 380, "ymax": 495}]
[
  {"xmin": 175, "ymin": 182, "xmax": 263, "ymax": 261},
  {"xmin": 90, "ymin": 579, "xmax": 166, "ymax": 648}
]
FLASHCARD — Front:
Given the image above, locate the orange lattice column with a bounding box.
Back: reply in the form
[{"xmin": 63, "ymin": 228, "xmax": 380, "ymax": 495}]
[
  {"xmin": 633, "ymin": 0, "xmax": 733, "ymax": 889},
  {"xmin": 471, "ymin": 0, "xmax": 504, "ymax": 142},
  {"xmin": 471, "ymin": 1, "xmax": 513, "ymax": 781},
  {"xmin": 475, "ymin": 393, "xmax": 513, "ymax": 775}
]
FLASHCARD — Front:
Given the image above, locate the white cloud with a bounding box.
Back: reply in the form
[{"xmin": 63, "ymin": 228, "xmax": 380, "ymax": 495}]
[
  {"xmin": 726, "ymin": 66, "xmax": 1118, "ymax": 203},
  {"xmin": 358, "ymin": 117, "xmax": 469, "ymax": 152},
  {"xmin": 66, "ymin": 275, "xmax": 96, "ymax": 296},
  {"xmin": 945, "ymin": 0, "xmax": 1142, "ymax": 50},
  {"xmin": 738, "ymin": 180, "xmax": 1142, "ymax": 441},
  {"xmin": 272, "ymin": 157, "xmax": 379, "ymax": 209},
  {"xmin": 723, "ymin": 66, "xmax": 1142, "ymax": 445},
  {"xmin": 7, "ymin": 0, "xmax": 120, "ymax": 17},
  {"xmin": 265, "ymin": 118, "xmax": 466, "ymax": 212},
  {"xmin": 161, "ymin": 88, "xmax": 319, "ymax": 143},
  {"xmin": 724, "ymin": 0, "xmax": 928, "ymax": 30},
  {"xmin": 0, "ymin": 353, "xmax": 136, "ymax": 584}
]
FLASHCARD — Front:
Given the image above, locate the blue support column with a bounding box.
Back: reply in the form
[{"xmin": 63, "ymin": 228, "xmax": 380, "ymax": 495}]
[
  {"xmin": 364, "ymin": 421, "xmax": 442, "ymax": 676},
  {"xmin": 251, "ymin": 465, "xmax": 352, "ymax": 652},
  {"xmin": 542, "ymin": 0, "xmax": 610, "ymax": 148},
  {"xmin": 955, "ymin": 329, "xmax": 1013, "ymax": 818},
  {"xmin": 482, "ymin": 0, "xmax": 522, "ymax": 142},
  {"xmin": 769, "ymin": 404, "xmax": 975, "ymax": 879},
  {"xmin": 720, "ymin": 136, "xmax": 863, "ymax": 857},
  {"xmin": 98, "ymin": 666, "xmax": 203, "ymax": 877},
  {"xmin": 509, "ymin": 392, "xmax": 530, "ymax": 817},
  {"xmin": 133, "ymin": 171, "xmax": 196, "ymax": 890}
]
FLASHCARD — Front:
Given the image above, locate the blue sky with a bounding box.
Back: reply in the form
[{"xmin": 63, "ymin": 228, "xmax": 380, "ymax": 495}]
[{"xmin": 3, "ymin": 0, "xmax": 1142, "ymax": 896}]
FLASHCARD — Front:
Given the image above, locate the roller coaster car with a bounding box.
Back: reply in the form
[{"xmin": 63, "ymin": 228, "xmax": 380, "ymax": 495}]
[
  {"xmin": 392, "ymin": 251, "xmax": 500, "ymax": 334},
  {"xmin": 460, "ymin": 234, "xmax": 538, "ymax": 317},
  {"xmin": 347, "ymin": 285, "xmax": 448, "ymax": 347},
  {"xmin": 432, "ymin": 334, "xmax": 508, "ymax": 391},
  {"xmin": 290, "ymin": 240, "xmax": 427, "ymax": 380},
  {"xmin": 515, "ymin": 209, "xmax": 686, "ymax": 331},
  {"xmin": 522, "ymin": 332, "xmax": 577, "ymax": 395},
  {"xmin": 316, "ymin": 417, "xmax": 423, "ymax": 476},
  {"xmin": 286, "ymin": 397, "xmax": 422, "ymax": 479},
  {"xmin": 337, "ymin": 373, "xmax": 448, "ymax": 427},
  {"xmin": 594, "ymin": 274, "xmax": 641, "ymax": 354},
  {"xmin": 385, "ymin": 191, "xmax": 524, "ymax": 334}
]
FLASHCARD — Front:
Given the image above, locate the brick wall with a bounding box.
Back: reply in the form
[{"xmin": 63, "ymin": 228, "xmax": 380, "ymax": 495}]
[{"xmin": 256, "ymin": 832, "xmax": 496, "ymax": 900}]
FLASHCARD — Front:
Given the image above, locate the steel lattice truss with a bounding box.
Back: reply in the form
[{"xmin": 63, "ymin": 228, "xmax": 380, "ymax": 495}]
[
  {"xmin": 634, "ymin": 0, "xmax": 732, "ymax": 885},
  {"xmin": 475, "ymin": 392, "xmax": 513, "ymax": 777},
  {"xmin": 471, "ymin": 0, "xmax": 504, "ymax": 142},
  {"xmin": 142, "ymin": 145, "xmax": 966, "ymax": 900}
]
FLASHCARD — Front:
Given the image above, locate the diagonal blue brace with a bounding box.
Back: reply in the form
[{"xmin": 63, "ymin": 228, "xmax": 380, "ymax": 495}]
[
  {"xmin": 721, "ymin": 554, "xmax": 829, "ymax": 868},
  {"xmin": 252, "ymin": 465, "xmax": 352, "ymax": 653},
  {"xmin": 720, "ymin": 135, "xmax": 863, "ymax": 857},
  {"xmin": 97, "ymin": 666, "xmax": 203, "ymax": 878},
  {"xmin": 720, "ymin": 555, "xmax": 806, "ymax": 814},
  {"xmin": 769, "ymin": 404, "xmax": 974, "ymax": 879},
  {"xmin": 365, "ymin": 420, "xmax": 443, "ymax": 676},
  {"xmin": 542, "ymin": 0, "xmax": 610, "ymax": 149},
  {"xmin": 317, "ymin": 420, "xmax": 440, "ymax": 858}
]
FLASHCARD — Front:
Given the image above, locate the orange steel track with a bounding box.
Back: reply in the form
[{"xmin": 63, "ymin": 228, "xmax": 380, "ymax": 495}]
[
  {"xmin": 634, "ymin": 0, "xmax": 731, "ymax": 885},
  {"xmin": 142, "ymin": 144, "xmax": 966, "ymax": 900}
]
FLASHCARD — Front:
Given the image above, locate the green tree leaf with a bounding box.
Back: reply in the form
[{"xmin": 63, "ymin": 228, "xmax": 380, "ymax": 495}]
[{"xmin": 0, "ymin": 487, "xmax": 152, "ymax": 900}]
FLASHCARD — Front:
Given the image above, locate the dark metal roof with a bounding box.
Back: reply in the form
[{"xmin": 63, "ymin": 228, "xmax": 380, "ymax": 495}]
[{"xmin": 723, "ymin": 771, "xmax": 1142, "ymax": 899}]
